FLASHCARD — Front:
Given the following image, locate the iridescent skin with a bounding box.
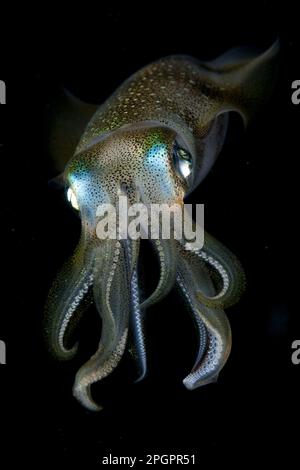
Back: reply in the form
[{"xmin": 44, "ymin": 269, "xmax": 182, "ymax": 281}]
[{"xmin": 45, "ymin": 42, "xmax": 279, "ymax": 411}]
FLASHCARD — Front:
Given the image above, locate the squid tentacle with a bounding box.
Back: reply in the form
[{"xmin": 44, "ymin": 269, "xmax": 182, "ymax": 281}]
[
  {"xmin": 177, "ymin": 244, "xmax": 232, "ymax": 388},
  {"xmin": 181, "ymin": 231, "xmax": 245, "ymax": 309},
  {"xmin": 140, "ymin": 238, "xmax": 177, "ymax": 310},
  {"xmin": 130, "ymin": 267, "xmax": 147, "ymax": 382},
  {"xmin": 183, "ymin": 324, "xmax": 231, "ymax": 390},
  {"xmin": 73, "ymin": 239, "xmax": 130, "ymax": 411},
  {"xmin": 44, "ymin": 238, "xmax": 94, "ymax": 360},
  {"xmin": 124, "ymin": 237, "xmax": 147, "ymax": 381},
  {"xmin": 73, "ymin": 329, "xmax": 128, "ymax": 411},
  {"xmin": 176, "ymin": 272, "xmax": 208, "ymax": 370}
]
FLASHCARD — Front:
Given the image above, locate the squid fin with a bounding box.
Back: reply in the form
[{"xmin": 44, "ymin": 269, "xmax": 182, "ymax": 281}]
[
  {"xmin": 47, "ymin": 88, "xmax": 99, "ymax": 172},
  {"xmin": 202, "ymin": 40, "xmax": 280, "ymax": 125}
]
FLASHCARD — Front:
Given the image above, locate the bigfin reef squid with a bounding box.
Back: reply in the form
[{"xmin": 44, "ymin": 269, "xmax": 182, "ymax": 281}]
[{"xmin": 45, "ymin": 41, "xmax": 279, "ymax": 411}]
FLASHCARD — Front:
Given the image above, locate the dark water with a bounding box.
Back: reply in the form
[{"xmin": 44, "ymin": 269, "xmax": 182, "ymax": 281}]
[{"xmin": 1, "ymin": 4, "xmax": 299, "ymax": 466}]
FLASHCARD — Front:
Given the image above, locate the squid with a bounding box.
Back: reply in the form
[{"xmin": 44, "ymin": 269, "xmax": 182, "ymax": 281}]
[{"xmin": 45, "ymin": 41, "xmax": 279, "ymax": 411}]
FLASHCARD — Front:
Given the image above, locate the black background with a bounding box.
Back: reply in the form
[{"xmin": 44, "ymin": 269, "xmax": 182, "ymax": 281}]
[{"xmin": 0, "ymin": 2, "xmax": 299, "ymax": 466}]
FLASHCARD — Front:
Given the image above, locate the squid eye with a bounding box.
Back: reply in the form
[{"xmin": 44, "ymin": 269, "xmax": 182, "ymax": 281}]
[
  {"xmin": 67, "ymin": 187, "xmax": 79, "ymax": 210},
  {"xmin": 173, "ymin": 143, "xmax": 193, "ymax": 180}
]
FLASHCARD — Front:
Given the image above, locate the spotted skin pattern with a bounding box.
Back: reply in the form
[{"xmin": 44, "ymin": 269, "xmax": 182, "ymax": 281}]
[{"xmin": 45, "ymin": 42, "xmax": 279, "ymax": 410}]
